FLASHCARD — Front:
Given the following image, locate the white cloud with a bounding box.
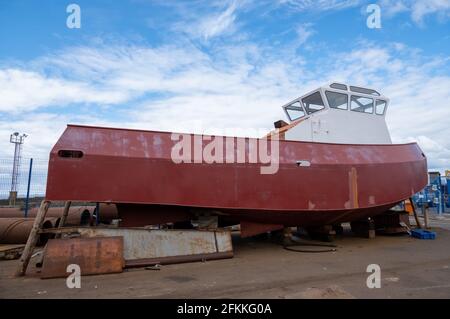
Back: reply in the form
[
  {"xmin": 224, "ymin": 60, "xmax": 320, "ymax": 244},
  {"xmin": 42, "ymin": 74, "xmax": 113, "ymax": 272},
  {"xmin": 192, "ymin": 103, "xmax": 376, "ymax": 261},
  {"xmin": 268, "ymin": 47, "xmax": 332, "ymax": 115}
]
[
  {"xmin": 0, "ymin": 69, "xmax": 129, "ymax": 113},
  {"xmin": 278, "ymin": 0, "xmax": 360, "ymax": 11},
  {"xmin": 380, "ymin": 0, "xmax": 409, "ymax": 16},
  {"xmin": 295, "ymin": 23, "xmax": 315, "ymax": 45},
  {"xmin": 172, "ymin": 0, "xmax": 241, "ymax": 41},
  {"xmin": 411, "ymin": 0, "xmax": 450, "ymax": 24},
  {"xmin": 380, "ymin": 0, "xmax": 450, "ymax": 25},
  {"xmin": 0, "ymin": 43, "xmax": 211, "ymax": 113},
  {"xmin": 405, "ymin": 136, "xmax": 450, "ymax": 170},
  {"xmin": 200, "ymin": 1, "xmax": 239, "ymax": 40},
  {"xmin": 0, "ymin": 113, "xmax": 75, "ymax": 159},
  {"xmin": 278, "ymin": 0, "xmax": 450, "ymax": 25}
]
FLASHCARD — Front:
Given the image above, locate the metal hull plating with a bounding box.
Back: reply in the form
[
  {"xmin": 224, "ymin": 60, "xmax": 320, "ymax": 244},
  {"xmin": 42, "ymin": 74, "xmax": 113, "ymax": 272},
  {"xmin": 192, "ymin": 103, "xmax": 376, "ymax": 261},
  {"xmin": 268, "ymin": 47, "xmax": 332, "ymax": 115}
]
[{"xmin": 46, "ymin": 125, "xmax": 428, "ymax": 227}]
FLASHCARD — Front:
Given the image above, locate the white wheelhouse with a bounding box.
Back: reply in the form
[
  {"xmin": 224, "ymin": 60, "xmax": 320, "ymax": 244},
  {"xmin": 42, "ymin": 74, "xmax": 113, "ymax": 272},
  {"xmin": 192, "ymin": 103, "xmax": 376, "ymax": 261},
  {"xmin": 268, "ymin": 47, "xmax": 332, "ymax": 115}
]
[{"xmin": 280, "ymin": 83, "xmax": 392, "ymax": 145}]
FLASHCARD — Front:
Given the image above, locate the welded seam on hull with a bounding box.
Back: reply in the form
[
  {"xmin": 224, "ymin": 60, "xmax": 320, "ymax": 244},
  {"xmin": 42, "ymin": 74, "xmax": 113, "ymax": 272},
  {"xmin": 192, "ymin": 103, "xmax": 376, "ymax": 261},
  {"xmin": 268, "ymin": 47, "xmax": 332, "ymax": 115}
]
[{"xmin": 349, "ymin": 167, "xmax": 359, "ymax": 209}]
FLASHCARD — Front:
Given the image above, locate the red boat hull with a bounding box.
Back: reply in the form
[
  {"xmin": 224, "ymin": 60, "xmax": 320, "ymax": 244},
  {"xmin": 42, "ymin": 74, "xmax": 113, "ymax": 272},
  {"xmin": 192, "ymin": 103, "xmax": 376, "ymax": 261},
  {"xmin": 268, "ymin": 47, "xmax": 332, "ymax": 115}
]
[{"xmin": 46, "ymin": 125, "xmax": 428, "ymax": 227}]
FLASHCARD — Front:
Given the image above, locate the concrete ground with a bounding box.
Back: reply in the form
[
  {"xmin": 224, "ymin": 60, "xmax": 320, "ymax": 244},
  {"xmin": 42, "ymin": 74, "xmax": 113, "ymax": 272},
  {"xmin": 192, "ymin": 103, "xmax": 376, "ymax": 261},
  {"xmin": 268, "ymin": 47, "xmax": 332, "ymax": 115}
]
[
  {"xmin": 1, "ymin": 217, "xmax": 450, "ymax": 299},
  {"xmin": 421, "ymin": 213, "xmax": 450, "ymax": 230}
]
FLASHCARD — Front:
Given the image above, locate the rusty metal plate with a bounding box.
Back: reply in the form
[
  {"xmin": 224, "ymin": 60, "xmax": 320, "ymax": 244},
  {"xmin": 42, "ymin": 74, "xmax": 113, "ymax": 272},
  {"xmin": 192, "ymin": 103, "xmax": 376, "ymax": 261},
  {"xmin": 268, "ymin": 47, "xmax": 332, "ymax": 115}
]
[
  {"xmin": 76, "ymin": 228, "xmax": 232, "ymax": 261},
  {"xmin": 41, "ymin": 237, "xmax": 124, "ymax": 279}
]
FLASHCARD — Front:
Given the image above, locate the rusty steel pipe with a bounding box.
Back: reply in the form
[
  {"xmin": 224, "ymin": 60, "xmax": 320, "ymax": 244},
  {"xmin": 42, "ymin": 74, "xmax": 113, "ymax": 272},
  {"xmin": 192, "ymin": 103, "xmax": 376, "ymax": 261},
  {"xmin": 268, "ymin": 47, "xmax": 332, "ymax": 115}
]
[
  {"xmin": 29, "ymin": 207, "xmax": 94, "ymax": 226},
  {"xmin": 0, "ymin": 206, "xmax": 94, "ymax": 226},
  {"xmin": 0, "ymin": 207, "xmax": 23, "ymax": 216},
  {"xmin": 96, "ymin": 203, "xmax": 119, "ymax": 223},
  {"xmin": 0, "ymin": 218, "xmax": 57, "ymax": 245}
]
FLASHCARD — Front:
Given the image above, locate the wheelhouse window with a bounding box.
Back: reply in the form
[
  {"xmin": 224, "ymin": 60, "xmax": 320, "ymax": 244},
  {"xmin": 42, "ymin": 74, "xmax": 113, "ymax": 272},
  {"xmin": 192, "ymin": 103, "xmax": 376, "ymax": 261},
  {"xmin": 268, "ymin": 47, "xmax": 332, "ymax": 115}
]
[
  {"xmin": 285, "ymin": 101, "xmax": 306, "ymax": 121},
  {"xmin": 350, "ymin": 95, "xmax": 374, "ymax": 114},
  {"xmin": 330, "ymin": 83, "xmax": 347, "ymax": 91},
  {"xmin": 301, "ymin": 91, "xmax": 325, "ymax": 114},
  {"xmin": 375, "ymin": 100, "xmax": 387, "ymax": 115},
  {"xmin": 325, "ymin": 91, "xmax": 348, "ymax": 110},
  {"xmin": 349, "ymin": 86, "xmax": 380, "ymax": 96}
]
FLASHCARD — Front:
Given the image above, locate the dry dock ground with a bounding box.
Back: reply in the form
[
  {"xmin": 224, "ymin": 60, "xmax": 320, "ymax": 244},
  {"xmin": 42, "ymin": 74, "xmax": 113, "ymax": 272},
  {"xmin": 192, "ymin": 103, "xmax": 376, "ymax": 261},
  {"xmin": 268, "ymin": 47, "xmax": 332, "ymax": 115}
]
[{"xmin": 1, "ymin": 216, "xmax": 450, "ymax": 299}]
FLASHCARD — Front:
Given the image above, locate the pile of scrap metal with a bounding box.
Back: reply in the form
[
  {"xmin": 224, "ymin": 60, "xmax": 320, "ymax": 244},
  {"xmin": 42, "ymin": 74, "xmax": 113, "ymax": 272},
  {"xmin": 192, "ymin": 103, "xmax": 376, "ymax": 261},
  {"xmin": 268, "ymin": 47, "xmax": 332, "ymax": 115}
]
[{"xmin": 8, "ymin": 202, "xmax": 232, "ymax": 278}]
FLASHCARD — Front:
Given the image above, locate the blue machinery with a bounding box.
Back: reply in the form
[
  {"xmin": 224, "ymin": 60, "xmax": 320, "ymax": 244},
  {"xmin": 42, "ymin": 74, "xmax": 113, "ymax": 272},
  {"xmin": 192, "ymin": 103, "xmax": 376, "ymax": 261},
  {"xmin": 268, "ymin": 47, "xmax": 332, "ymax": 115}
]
[{"xmin": 413, "ymin": 171, "xmax": 449, "ymax": 215}]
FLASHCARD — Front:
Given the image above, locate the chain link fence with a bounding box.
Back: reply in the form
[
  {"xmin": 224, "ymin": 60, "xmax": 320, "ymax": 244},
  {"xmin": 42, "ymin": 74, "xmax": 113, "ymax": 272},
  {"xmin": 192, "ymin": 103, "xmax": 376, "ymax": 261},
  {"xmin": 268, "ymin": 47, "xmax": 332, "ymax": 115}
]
[{"xmin": 0, "ymin": 157, "xmax": 48, "ymax": 206}]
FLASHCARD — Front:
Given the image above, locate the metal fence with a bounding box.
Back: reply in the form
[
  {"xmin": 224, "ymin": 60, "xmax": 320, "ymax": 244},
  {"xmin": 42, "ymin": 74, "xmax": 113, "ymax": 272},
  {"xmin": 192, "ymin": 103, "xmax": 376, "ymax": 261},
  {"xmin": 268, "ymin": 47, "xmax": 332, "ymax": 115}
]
[
  {"xmin": 0, "ymin": 157, "xmax": 48, "ymax": 203},
  {"xmin": 413, "ymin": 183, "xmax": 449, "ymax": 214}
]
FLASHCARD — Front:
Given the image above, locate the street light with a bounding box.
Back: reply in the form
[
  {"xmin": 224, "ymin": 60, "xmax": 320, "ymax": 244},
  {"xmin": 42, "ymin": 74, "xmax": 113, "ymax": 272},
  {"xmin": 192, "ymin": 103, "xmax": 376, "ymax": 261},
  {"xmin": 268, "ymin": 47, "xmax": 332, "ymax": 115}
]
[{"xmin": 9, "ymin": 132, "xmax": 27, "ymax": 206}]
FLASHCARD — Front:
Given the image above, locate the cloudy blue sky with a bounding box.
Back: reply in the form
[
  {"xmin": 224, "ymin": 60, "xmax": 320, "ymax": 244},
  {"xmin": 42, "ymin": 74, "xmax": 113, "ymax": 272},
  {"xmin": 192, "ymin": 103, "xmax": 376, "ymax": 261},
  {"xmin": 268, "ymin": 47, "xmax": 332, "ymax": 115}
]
[{"xmin": 0, "ymin": 0, "xmax": 449, "ymax": 172}]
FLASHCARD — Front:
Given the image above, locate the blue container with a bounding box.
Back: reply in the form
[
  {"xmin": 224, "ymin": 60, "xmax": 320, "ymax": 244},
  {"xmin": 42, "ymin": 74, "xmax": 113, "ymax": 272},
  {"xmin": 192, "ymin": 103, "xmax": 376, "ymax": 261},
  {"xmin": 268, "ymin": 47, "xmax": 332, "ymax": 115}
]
[{"xmin": 411, "ymin": 229, "xmax": 436, "ymax": 240}]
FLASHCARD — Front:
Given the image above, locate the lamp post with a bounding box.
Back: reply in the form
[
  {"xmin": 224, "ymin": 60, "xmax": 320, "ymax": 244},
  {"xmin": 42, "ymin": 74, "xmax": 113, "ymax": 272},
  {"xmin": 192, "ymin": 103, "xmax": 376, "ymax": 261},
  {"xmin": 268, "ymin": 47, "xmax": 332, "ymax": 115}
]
[{"xmin": 9, "ymin": 132, "xmax": 27, "ymax": 206}]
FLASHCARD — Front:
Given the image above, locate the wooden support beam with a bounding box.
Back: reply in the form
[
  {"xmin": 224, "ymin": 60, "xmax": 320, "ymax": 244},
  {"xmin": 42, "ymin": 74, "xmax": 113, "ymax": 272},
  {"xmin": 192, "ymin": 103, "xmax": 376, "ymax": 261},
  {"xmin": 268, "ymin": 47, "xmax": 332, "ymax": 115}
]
[
  {"xmin": 59, "ymin": 201, "xmax": 72, "ymax": 228},
  {"xmin": 410, "ymin": 197, "xmax": 422, "ymax": 229},
  {"xmin": 15, "ymin": 200, "xmax": 50, "ymax": 277},
  {"xmin": 56, "ymin": 201, "xmax": 72, "ymax": 239},
  {"xmin": 423, "ymin": 204, "xmax": 429, "ymax": 229}
]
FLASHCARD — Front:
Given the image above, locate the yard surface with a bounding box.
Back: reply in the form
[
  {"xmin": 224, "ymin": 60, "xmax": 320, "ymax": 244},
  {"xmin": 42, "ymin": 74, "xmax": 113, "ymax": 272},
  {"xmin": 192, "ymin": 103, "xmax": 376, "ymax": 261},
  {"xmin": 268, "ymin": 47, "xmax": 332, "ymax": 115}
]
[{"xmin": 1, "ymin": 215, "xmax": 450, "ymax": 299}]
